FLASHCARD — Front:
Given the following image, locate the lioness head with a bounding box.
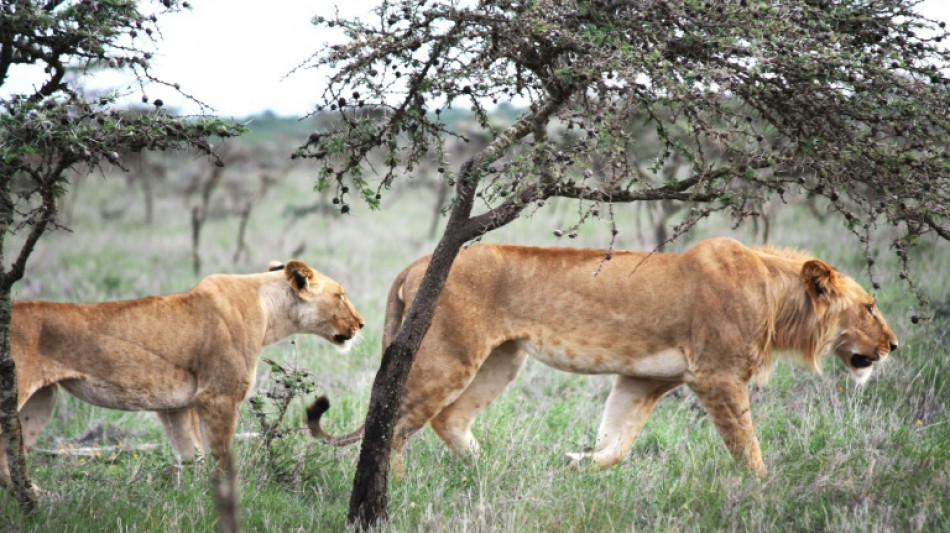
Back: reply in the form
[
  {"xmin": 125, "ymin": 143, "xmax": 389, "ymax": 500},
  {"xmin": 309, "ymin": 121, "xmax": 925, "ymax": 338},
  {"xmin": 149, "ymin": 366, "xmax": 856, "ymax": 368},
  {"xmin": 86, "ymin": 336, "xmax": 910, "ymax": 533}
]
[
  {"xmin": 801, "ymin": 259, "xmax": 898, "ymax": 384},
  {"xmin": 270, "ymin": 260, "xmax": 365, "ymax": 349}
]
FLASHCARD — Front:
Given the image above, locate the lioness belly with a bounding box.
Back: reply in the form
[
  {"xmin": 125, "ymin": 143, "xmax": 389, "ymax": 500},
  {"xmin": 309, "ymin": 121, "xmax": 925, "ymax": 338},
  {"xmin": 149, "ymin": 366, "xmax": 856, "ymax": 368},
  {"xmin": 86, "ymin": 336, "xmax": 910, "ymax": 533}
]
[
  {"xmin": 60, "ymin": 376, "xmax": 197, "ymax": 411},
  {"xmin": 515, "ymin": 340, "xmax": 688, "ymax": 379}
]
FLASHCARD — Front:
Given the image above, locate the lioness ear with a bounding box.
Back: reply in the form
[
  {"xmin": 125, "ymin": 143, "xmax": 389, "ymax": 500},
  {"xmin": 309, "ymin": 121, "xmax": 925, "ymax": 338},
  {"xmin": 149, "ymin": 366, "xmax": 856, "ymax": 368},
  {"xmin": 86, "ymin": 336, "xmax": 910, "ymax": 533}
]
[
  {"xmin": 801, "ymin": 259, "xmax": 839, "ymax": 299},
  {"xmin": 284, "ymin": 260, "xmax": 315, "ymax": 293},
  {"xmin": 267, "ymin": 261, "xmax": 285, "ymax": 272}
]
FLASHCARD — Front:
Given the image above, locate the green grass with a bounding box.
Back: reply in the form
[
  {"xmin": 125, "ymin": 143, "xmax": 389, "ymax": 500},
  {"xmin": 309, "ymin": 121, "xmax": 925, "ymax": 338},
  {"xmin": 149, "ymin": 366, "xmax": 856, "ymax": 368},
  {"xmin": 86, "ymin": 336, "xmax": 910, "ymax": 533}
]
[{"xmin": 2, "ymin": 155, "xmax": 949, "ymax": 532}]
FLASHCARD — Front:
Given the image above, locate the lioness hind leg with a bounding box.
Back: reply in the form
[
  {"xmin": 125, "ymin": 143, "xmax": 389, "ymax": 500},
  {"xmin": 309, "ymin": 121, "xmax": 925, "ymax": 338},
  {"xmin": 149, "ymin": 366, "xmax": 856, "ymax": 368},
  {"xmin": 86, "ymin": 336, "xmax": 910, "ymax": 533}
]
[
  {"xmin": 0, "ymin": 385, "xmax": 58, "ymax": 489},
  {"xmin": 567, "ymin": 376, "xmax": 679, "ymax": 469},
  {"xmin": 19, "ymin": 385, "xmax": 58, "ymax": 449},
  {"xmin": 688, "ymin": 378, "xmax": 766, "ymax": 475},
  {"xmin": 430, "ymin": 341, "xmax": 528, "ymax": 457},
  {"xmin": 157, "ymin": 408, "xmax": 203, "ymax": 463}
]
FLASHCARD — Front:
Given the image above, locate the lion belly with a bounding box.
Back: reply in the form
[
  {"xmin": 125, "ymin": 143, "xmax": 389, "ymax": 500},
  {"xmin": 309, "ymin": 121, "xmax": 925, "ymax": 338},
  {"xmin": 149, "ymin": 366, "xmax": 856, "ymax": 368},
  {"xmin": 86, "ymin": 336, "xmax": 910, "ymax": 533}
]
[
  {"xmin": 59, "ymin": 375, "xmax": 197, "ymax": 411},
  {"xmin": 515, "ymin": 339, "xmax": 689, "ymax": 379}
]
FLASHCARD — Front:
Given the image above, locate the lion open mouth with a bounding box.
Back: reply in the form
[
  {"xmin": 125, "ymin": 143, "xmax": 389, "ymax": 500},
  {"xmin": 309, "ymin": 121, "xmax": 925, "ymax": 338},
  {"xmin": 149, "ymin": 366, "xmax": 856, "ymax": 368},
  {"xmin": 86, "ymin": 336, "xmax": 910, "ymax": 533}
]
[{"xmin": 850, "ymin": 354, "xmax": 874, "ymax": 368}]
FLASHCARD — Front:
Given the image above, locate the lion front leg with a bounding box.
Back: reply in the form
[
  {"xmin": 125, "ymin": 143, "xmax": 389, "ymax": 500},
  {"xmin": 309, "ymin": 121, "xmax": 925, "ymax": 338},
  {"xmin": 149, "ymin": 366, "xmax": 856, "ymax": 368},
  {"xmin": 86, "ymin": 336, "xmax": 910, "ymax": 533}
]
[
  {"xmin": 568, "ymin": 376, "xmax": 679, "ymax": 469},
  {"xmin": 688, "ymin": 377, "xmax": 766, "ymax": 476}
]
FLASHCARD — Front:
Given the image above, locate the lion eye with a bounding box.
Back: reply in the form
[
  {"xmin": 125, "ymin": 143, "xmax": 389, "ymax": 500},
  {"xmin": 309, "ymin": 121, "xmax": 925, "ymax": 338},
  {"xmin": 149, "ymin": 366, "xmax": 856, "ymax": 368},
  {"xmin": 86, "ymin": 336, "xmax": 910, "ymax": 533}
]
[{"xmin": 865, "ymin": 303, "xmax": 874, "ymax": 315}]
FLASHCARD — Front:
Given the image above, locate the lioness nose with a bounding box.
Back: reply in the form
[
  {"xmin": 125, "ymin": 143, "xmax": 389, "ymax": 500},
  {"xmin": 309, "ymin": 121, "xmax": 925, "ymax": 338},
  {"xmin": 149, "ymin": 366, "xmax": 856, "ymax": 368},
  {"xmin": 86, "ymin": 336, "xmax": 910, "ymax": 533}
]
[{"xmin": 889, "ymin": 342, "xmax": 898, "ymax": 352}]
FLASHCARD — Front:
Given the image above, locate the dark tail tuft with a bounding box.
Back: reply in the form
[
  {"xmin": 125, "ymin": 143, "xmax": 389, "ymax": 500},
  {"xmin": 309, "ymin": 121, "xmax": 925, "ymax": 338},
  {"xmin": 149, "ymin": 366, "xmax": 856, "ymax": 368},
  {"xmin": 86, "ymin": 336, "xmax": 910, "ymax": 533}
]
[
  {"xmin": 305, "ymin": 395, "xmax": 365, "ymax": 447},
  {"xmin": 307, "ymin": 396, "xmax": 331, "ymax": 422}
]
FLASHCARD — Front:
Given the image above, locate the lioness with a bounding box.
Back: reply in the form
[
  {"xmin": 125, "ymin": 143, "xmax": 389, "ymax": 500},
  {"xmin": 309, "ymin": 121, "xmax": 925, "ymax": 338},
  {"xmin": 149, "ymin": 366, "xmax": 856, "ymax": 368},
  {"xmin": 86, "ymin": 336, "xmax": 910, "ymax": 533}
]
[
  {"xmin": 311, "ymin": 238, "xmax": 897, "ymax": 475},
  {"xmin": 1, "ymin": 260, "xmax": 363, "ymax": 487}
]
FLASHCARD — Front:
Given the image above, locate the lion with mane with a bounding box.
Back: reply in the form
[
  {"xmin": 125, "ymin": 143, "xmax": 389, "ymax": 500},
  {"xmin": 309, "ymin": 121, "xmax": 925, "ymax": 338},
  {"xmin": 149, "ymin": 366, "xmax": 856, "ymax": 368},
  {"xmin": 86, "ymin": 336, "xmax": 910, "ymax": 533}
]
[{"xmin": 311, "ymin": 238, "xmax": 897, "ymax": 475}]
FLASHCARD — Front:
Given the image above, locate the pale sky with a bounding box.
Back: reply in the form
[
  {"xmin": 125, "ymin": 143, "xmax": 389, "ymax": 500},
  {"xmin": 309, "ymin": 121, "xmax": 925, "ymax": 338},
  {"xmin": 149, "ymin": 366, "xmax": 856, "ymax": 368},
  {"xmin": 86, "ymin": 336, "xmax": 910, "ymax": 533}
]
[{"xmin": 4, "ymin": 0, "xmax": 950, "ymax": 118}]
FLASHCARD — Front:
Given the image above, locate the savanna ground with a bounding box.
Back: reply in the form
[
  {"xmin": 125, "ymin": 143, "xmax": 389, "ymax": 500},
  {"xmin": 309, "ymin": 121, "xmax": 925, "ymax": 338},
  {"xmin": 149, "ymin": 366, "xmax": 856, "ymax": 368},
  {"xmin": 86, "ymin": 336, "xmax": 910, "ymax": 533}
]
[{"xmin": 1, "ymin": 119, "xmax": 948, "ymax": 532}]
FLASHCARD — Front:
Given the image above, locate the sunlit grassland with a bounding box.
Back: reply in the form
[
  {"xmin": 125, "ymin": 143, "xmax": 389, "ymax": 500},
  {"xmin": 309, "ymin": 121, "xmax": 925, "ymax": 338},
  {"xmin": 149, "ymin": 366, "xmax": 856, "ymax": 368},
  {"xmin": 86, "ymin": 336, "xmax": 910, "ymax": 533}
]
[{"xmin": 1, "ymin": 162, "xmax": 948, "ymax": 532}]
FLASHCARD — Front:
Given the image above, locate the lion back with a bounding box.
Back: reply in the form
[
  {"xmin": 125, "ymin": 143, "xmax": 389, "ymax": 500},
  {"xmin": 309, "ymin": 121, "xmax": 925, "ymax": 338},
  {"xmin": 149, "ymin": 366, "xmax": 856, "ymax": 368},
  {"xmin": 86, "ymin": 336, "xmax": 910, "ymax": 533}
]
[{"xmin": 382, "ymin": 259, "xmax": 425, "ymax": 351}]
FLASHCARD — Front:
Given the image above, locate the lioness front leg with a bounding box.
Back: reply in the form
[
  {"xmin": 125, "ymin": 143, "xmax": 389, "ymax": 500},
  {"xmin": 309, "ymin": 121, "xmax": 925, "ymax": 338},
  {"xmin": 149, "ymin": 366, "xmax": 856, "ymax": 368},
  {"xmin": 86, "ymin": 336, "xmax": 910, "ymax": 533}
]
[
  {"xmin": 194, "ymin": 393, "xmax": 242, "ymax": 474},
  {"xmin": 567, "ymin": 376, "xmax": 679, "ymax": 469},
  {"xmin": 688, "ymin": 377, "xmax": 766, "ymax": 475}
]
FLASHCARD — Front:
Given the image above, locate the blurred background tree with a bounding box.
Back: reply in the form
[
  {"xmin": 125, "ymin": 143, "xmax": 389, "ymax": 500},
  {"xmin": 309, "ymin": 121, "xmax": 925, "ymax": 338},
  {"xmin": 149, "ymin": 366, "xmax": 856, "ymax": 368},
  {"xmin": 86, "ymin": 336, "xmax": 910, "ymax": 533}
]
[
  {"xmin": 0, "ymin": 0, "xmax": 241, "ymax": 516},
  {"xmin": 295, "ymin": 0, "xmax": 950, "ymax": 527}
]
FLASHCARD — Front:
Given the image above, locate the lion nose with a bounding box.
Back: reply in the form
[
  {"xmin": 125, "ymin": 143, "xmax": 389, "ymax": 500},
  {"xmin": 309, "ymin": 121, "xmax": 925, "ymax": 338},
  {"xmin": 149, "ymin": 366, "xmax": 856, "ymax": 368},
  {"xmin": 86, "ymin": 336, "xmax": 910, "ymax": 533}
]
[
  {"xmin": 359, "ymin": 321, "xmax": 365, "ymax": 329},
  {"xmin": 889, "ymin": 342, "xmax": 898, "ymax": 352}
]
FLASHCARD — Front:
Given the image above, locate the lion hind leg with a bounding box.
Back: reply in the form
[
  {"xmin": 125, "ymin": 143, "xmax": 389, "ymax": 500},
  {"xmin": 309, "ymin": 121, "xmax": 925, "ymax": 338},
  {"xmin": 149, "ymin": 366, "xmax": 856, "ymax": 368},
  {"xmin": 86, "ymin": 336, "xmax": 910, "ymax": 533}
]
[
  {"xmin": 390, "ymin": 339, "xmax": 497, "ymax": 474},
  {"xmin": 430, "ymin": 341, "xmax": 528, "ymax": 458},
  {"xmin": 568, "ymin": 376, "xmax": 678, "ymax": 469},
  {"xmin": 157, "ymin": 407, "xmax": 203, "ymax": 463},
  {"xmin": 688, "ymin": 377, "xmax": 766, "ymax": 475}
]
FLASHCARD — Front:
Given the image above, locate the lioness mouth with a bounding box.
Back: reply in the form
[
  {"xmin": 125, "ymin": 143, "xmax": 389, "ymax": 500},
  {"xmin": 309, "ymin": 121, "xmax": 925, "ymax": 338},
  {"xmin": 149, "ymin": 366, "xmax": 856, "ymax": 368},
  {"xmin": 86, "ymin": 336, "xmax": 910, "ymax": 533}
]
[{"xmin": 850, "ymin": 354, "xmax": 874, "ymax": 368}]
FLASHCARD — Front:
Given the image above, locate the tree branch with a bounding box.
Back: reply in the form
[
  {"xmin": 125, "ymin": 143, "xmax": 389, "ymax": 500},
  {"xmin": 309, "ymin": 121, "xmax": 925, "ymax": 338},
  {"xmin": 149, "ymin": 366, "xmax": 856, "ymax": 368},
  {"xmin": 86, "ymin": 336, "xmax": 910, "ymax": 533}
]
[{"xmin": 2, "ymin": 162, "xmax": 66, "ymax": 291}]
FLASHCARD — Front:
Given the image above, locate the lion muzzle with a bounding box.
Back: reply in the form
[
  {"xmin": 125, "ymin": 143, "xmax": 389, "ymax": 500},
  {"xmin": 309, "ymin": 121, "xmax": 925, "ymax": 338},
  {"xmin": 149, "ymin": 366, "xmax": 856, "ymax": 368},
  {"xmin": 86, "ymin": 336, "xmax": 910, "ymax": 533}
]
[{"xmin": 850, "ymin": 353, "xmax": 874, "ymax": 368}]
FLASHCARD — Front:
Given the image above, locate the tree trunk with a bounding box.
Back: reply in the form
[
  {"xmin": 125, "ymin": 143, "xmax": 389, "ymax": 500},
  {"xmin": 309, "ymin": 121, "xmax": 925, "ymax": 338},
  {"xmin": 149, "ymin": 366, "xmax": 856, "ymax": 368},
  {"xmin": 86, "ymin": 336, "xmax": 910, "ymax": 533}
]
[
  {"xmin": 347, "ymin": 228, "xmax": 468, "ymax": 528},
  {"xmin": 0, "ymin": 286, "xmax": 34, "ymax": 513},
  {"xmin": 0, "ymin": 175, "xmax": 37, "ymax": 513},
  {"xmin": 346, "ymin": 97, "xmax": 564, "ymax": 529}
]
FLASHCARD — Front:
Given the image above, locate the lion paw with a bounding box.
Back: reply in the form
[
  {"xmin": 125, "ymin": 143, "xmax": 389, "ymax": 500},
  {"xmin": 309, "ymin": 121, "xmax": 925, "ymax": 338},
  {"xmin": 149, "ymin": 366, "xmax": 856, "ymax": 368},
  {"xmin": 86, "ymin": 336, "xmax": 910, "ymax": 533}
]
[{"xmin": 564, "ymin": 451, "xmax": 591, "ymax": 470}]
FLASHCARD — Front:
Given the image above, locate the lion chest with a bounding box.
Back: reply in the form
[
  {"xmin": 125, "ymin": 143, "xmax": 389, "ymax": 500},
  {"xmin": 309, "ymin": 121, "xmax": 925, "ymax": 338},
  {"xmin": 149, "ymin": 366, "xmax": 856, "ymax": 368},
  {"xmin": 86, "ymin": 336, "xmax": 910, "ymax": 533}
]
[{"xmin": 515, "ymin": 338, "xmax": 689, "ymax": 379}]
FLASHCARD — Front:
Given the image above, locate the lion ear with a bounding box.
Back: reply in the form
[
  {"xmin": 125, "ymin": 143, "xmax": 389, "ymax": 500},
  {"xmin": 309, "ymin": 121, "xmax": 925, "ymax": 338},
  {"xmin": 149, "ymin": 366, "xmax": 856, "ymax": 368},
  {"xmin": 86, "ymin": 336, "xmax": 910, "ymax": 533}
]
[
  {"xmin": 801, "ymin": 259, "xmax": 840, "ymax": 299},
  {"xmin": 284, "ymin": 260, "xmax": 315, "ymax": 293},
  {"xmin": 267, "ymin": 261, "xmax": 285, "ymax": 272}
]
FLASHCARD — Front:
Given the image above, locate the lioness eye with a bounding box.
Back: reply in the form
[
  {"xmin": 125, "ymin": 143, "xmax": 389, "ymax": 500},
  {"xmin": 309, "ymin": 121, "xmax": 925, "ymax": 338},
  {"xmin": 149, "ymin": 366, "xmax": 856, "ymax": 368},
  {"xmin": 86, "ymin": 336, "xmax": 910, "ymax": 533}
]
[{"xmin": 865, "ymin": 303, "xmax": 874, "ymax": 315}]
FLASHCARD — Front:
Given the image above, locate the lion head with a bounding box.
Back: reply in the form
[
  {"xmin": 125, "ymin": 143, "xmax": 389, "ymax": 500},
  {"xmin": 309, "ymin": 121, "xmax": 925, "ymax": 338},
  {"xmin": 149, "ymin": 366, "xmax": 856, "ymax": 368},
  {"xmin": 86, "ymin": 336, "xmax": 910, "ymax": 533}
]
[
  {"xmin": 269, "ymin": 260, "xmax": 365, "ymax": 350},
  {"xmin": 801, "ymin": 259, "xmax": 898, "ymax": 384}
]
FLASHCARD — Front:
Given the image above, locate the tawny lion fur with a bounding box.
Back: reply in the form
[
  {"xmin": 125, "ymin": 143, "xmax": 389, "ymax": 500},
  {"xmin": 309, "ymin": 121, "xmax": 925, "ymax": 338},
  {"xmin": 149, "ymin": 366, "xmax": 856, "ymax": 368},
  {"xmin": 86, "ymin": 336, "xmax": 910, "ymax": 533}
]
[
  {"xmin": 312, "ymin": 238, "xmax": 897, "ymax": 476},
  {"xmin": 1, "ymin": 260, "xmax": 363, "ymax": 487}
]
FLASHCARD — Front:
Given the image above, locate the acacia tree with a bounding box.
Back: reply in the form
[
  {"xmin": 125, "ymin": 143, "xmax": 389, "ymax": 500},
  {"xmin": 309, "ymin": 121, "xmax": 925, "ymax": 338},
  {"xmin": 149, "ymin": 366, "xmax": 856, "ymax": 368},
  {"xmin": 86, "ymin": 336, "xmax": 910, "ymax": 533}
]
[
  {"xmin": 0, "ymin": 0, "xmax": 241, "ymax": 515},
  {"xmin": 295, "ymin": 0, "xmax": 950, "ymax": 527}
]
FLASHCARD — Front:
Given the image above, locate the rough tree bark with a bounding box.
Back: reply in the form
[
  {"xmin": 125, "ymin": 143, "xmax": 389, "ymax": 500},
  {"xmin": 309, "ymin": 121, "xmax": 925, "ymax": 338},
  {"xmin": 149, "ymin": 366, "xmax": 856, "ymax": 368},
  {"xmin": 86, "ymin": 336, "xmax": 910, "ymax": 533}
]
[
  {"xmin": 0, "ymin": 287, "xmax": 34, "ymax": 514},
  {"xmin": 0, "ymin": 175, "xmax": 39, "ymax": 514},
  {"xmin": 347, "ymin": 98, "xmax": 565, "ymax": 528}
]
